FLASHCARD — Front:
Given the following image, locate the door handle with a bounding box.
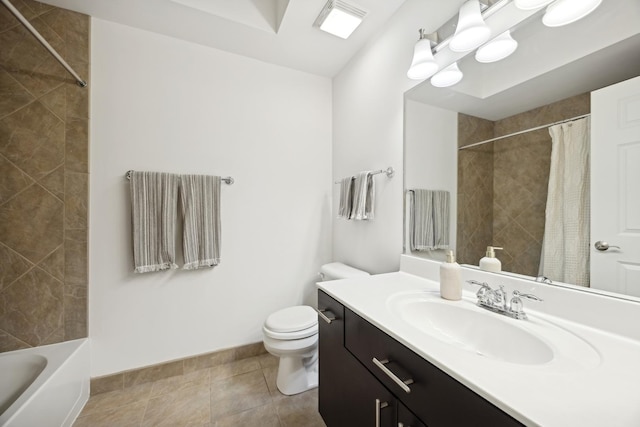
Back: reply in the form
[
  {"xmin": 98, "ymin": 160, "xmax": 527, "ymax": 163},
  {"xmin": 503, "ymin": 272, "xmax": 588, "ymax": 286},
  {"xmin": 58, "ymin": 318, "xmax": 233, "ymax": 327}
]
[
  {"xmin": 316, "ymin": 308, "xmax": 336, "ymax": 324},
  {"xmin": 372, "ymin": 358, "xmax": 413, "ymax": 393},
  {"xmin": 375, "ymin": 398, "xmax": 389, "ymax": 427},
  {"xmin": 594, "ymin": 241, "xmax": 621, "ymax": 251}
]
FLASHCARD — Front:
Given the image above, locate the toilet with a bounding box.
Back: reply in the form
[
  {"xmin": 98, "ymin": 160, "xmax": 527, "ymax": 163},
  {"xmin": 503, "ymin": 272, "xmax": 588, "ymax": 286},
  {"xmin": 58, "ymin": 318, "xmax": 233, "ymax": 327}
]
[{"xmin": 262, "ymin": 262, "xmax": 370, "ymax": 395}]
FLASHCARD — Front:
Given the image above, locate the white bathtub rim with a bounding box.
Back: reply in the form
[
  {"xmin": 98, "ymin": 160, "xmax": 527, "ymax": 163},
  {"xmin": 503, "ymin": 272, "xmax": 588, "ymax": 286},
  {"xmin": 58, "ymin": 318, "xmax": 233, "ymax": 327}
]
[{"xmin": 0, "ymin": 339, "xmax": 89, "ymax": 426}]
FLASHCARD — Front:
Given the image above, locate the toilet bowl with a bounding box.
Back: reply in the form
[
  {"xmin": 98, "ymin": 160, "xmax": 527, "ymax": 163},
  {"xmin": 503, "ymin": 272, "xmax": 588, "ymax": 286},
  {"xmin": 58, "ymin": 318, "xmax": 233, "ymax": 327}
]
[{"xmin": 262, "ymin": 263, "xmax": 370, "ymax": 395}]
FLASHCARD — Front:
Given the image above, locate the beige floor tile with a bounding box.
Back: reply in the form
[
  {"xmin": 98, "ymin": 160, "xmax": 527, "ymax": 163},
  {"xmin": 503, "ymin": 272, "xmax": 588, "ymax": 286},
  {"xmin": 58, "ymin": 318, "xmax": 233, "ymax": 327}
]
[
  {"xmin": 209, "ymin": 356, "xmax": 261, "ymax": 383},
  {"xmin": 257, "ymin": 353, "xmax": 279, "ymax": 369},
  {"xmin": 213, "ymin": 403, "xmax": 281, "ymax": 427},
  {"xmin": 275, "ymin": 389, "xmax": 326, "ymax": 427},
  {"xmin": 142, "ymin": 383, "xmax": 211, "ymax": 427},
  {"xmin": 210, "ymin": 370, "xmax": 271, "ymax": 420},
  {"xmin": 73, "ymin": 400, "xmax": 147, "ymax": 427},
  {"xmin": 150, "ymin": 369, "xmax": 210, "ymax": 397},
  {"xmin": 79, "ymin": 382, "xmax": 152, "ymax": 416},
  {"xmin": 262, "ymin": 366, "xmax": 279, "ymax": 394}
]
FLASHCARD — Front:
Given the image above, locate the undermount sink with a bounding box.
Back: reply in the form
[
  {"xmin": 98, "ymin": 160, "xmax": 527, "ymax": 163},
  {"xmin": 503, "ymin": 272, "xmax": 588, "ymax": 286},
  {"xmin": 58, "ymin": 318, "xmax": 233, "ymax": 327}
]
[{"xmin": 386, "ymin": 291, "xmax": 600, "ymax": 367}]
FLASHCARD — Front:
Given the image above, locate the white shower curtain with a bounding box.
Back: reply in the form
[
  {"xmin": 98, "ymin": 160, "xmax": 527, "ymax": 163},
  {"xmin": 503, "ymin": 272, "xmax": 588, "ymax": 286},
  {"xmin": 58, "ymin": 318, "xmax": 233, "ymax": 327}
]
[{"xmin": 539, "ymin": 117, "xmax": 590, "ymax": 287}]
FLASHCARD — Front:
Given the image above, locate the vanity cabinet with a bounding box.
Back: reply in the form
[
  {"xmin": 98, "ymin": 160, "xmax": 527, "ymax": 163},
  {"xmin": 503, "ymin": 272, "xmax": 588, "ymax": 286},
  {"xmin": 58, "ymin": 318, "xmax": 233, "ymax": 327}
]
[
  {"xmin": 318, "ymin": 290, "xmax": 396, "ymax": 427},
  {"xmin": 318, "ymin": 290, "xmax": 523, "ymax": 427}
]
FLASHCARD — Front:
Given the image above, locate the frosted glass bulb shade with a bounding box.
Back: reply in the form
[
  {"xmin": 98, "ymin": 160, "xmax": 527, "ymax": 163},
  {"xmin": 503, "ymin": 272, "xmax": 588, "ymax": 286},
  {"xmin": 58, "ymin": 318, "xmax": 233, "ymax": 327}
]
[
  {"xmin": 475, "ymin": 31, "xmax": 518, "ymax": 63},
  {"xmin": 407, "ymin": 38, "xmax": 439, "ymax": 80},
  {"xmin": 431, "ymin": 63, "xmax": 463, "ymax": 88},
  {"xmin": 542, "ymin": 0, "xmax": 603, "ymax": 27},
  {"xmin": 450, "ymin": 0, "xmax": 491, "ymax": 52},
  {"xmin": 513, "ymin": 0, "xmax": 554, "ymax": 10}
]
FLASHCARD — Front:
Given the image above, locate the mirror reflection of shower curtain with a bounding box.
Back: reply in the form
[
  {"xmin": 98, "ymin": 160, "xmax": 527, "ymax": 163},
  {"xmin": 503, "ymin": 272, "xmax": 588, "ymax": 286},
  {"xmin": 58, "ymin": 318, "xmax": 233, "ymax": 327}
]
[{"xmin": 539, "ymin": 117, "xmax": 590, "ymax": 287}]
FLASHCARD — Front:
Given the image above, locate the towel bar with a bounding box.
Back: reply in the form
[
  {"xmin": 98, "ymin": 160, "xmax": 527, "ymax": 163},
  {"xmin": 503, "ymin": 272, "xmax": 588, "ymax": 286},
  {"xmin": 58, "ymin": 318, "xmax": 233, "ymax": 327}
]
[
  {"xmin": 125, "ymin": 170, "xmax": 234, "ymax": 185},
  {"xmin": 334, "ymin": 167, "xmax": 394, "ymax": 184}
]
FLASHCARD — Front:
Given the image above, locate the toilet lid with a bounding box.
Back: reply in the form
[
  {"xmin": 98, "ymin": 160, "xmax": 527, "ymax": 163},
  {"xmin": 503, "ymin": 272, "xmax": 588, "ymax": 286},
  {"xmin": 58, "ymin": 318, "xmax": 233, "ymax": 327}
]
[{"xmin": 265, "ymin": 306, "xmax": 317, "ymax": 333}]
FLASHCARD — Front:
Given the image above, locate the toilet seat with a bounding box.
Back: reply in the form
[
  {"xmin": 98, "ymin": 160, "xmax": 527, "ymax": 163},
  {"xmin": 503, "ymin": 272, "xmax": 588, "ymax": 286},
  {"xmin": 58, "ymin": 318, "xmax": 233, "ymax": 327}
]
[
  {"xmin": 263, "ymin": 323, "xmax": 318, "ymax": 340},
  {"xmin": 265, "ymin": 306, "xmax": 317, "ymax": 333}
]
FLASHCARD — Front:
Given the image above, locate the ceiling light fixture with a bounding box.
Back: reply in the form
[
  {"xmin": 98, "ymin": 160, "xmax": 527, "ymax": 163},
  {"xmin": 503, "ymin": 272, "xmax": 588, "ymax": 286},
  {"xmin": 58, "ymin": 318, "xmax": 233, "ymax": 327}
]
[
  {"xmin": 513, "ymin": 0, "xmax": 554, "ymax": 10},
  {"xmin": 314, "ymin": 0, "xmax": 367, "ymax": 39},
  {"xmin": 542, "ymin": 0, "xmax": 602, "ymax": 27},
  {"xmin": 475, "ymin": 30, "xmax": 518, "ymax": 63},
  {"xmin": 449, "ymin": 0, "xmax": 492, "ymax": 52},
  {"xmin": 407, "ymin": 29, "xmax": 439, "ymax": 80},
  {"xmin": 431, "ymin": 62, "xmax": 463, "ymax": 87}
]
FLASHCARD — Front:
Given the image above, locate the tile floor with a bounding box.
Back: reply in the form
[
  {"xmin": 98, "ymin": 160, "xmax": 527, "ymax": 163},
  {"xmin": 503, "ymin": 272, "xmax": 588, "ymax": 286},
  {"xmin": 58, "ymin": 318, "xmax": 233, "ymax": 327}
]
[{"xmin": 73, "ymin": 353, "xmax": 327, "ymax": 427}]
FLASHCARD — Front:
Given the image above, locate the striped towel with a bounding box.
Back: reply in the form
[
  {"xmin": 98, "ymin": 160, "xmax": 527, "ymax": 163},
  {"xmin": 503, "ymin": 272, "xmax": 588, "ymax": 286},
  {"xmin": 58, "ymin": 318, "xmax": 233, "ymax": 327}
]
[
  {"xmin": 130, "ymin": 171, "xmax": 179, "ymax": 273},
  {"xmin": 338, "ymin": 176, "xmax": 354, "ymax": 219},
  {"xmin": 409, "ymin": 189, "xmax": 450, "ymax": 251},
  {"xmin": 180, "ymin": 174, "xmax": 221, "ymax": 270},
  {"xmin": 351, "ymin": 171, "xmax": 375, "ymax": 220}
]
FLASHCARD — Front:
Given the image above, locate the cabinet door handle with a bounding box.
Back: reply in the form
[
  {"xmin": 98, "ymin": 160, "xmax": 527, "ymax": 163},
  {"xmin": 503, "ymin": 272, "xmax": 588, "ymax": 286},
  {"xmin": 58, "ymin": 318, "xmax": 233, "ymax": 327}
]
[
  {"xmin": 375, "ymin": 398, "xmax": 389, "ymax": 427},
  {"xmin": 372, "ymin": 358, "xmax": 413, "ymax": 394},
  {"xmin": 316, "ymin": 308, "xmax": 336, "ymax": 324}
]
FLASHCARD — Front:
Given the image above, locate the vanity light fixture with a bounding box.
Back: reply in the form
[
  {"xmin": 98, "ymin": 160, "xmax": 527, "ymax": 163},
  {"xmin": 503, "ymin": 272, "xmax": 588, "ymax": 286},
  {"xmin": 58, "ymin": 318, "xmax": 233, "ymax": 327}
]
[
  {"xmin": 542, "ymin": 0, "xmax": 603, "ymax": 27},
  {"xmin": 314, "ymin": 0, "xmax": 367, "ymax": 39},
  {"xmin": 407, "ymin": 29, "xmax": 439, "ymax": 80},
  {"xmin": 475, "ymin": 30, "xmax": 518, "ymax": 63},
  {"xmin": 431, "ymin": 62, "xmax": 463, "ymax": 87},
  {"xmin": 449, "ymin": 0, "xmax": 492, "ymax": 52}
]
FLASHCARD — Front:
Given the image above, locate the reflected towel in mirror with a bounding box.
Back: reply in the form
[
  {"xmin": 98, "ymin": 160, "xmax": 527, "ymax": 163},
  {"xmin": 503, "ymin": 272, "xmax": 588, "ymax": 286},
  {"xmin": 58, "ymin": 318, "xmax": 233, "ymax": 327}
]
[{"xmin": 409, "ymin": 189, "xmax": 450, "ymax": 251}]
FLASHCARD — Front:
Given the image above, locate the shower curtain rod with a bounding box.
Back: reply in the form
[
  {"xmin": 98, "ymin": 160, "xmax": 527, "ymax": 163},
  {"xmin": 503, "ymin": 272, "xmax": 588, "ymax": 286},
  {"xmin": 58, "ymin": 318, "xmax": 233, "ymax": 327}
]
[
  {"xmin": 1, "ymin": 0, "xmax": 87, "ymax": 87},
  {"xmin": 459, "ymin": 113, "xmax": 591, "ymax": 150}
]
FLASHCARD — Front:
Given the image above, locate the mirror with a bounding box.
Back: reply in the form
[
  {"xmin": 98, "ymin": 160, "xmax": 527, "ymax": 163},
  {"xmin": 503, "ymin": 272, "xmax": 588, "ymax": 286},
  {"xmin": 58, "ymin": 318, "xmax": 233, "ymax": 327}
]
[{"xmin": 403, "ymin": 0, "xmax": 640, "ymax": 300}]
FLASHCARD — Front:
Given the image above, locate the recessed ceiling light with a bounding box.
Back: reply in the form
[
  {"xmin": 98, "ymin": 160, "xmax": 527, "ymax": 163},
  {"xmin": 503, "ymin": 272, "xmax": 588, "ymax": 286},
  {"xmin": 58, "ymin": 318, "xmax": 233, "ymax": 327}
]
[{"xmin": 314, "ymin": 0, "xmax": 367, "ymax": 39}]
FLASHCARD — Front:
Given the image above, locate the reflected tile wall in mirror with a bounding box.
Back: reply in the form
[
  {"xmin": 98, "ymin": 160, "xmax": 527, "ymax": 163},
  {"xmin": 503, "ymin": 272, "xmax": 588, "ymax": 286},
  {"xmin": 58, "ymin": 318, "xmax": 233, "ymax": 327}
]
[{"xmin": 457, "ymin": 93, "xmax": 590, "ymax": 276}]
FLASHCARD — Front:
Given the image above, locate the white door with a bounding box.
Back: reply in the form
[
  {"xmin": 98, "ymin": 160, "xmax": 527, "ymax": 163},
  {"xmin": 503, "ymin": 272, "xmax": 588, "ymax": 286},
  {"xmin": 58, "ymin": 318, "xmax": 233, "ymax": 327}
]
[{"xmin": 591, "ymin": 75, "xmax": 640, "ymax": 297}]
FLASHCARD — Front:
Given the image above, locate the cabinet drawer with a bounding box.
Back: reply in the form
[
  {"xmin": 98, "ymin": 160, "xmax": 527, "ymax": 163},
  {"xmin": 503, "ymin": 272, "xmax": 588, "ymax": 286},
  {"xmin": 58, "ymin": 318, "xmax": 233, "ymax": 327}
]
[{"xmin": 345, "ymin": 308, "xmax": 523, "ymax": 427}]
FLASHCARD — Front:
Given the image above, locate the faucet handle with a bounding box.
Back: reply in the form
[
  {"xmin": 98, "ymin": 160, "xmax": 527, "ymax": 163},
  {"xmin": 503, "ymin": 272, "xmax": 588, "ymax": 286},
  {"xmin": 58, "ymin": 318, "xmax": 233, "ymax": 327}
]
[
  {"xmin": 513, "ymin": 290, "xmax": 543, "ymax": 302},
  {"xmin": 466, "ymin": 280, "xmax": 492, "ymax": 301}
]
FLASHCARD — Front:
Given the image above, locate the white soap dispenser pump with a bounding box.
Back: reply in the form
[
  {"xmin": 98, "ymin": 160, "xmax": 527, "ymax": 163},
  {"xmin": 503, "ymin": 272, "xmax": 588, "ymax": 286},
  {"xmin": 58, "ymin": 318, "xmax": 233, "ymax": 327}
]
[
  {"xmin": 440, "ymin": 250, "xmax": 462, "ymax": 301},
  {"xmin": 480, "ymin": 246, "xmax": 503, "ymax": 272}
]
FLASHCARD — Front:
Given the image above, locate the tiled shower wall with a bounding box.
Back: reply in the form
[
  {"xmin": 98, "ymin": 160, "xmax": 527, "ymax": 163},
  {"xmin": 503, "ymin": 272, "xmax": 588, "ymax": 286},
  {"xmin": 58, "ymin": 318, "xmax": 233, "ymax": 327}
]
[
  {"xmin": 0, "ymin": 0, "xmax": 89, "ymax": 352},
  {"xmin": 457, "ymin": 94, "xmax": 590, "ymax": 276}
]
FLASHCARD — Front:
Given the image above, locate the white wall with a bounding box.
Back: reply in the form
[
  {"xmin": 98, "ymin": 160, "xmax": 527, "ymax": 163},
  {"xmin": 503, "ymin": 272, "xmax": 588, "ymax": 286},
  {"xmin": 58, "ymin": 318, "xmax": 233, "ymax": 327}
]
[
  {"xmin": 404, "ymin": 99, "xmax": 458, "ymax": 260},
  {"xmin": 332, "ymin": 0, "xmax": 461, "ymax": 274},
  {"xmin": 90, "ymin": 19, "xmax": 332, "ymax": 376}
]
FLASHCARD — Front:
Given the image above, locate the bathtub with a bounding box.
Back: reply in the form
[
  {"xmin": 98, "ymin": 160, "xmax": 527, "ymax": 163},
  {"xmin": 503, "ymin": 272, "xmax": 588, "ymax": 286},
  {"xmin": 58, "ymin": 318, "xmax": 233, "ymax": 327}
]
[{"xmin": 0, "ymin": 339, "xmax": 89, "ymax": 427}]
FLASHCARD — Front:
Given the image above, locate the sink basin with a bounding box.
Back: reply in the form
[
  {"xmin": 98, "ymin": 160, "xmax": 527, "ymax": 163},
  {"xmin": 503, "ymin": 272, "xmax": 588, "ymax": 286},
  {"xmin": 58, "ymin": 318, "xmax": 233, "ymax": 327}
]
[{"xmin": 390, "ymin": 293, "xmax": 553, "ymax": 364}]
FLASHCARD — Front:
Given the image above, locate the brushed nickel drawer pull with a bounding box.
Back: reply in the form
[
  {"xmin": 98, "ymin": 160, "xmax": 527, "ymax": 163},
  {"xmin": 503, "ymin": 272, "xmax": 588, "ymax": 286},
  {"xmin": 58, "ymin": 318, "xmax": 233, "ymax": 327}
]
[
  {"xmin": 375, "ymin": 398, "xmax": 389, "ymax": 427},
  {"xmin": 316, "ymin": 308, "xmax": 336, "ymax": 324},
  {"xmin": 372, "ymin": 357, "xmax": 413, "ymax": 394}
]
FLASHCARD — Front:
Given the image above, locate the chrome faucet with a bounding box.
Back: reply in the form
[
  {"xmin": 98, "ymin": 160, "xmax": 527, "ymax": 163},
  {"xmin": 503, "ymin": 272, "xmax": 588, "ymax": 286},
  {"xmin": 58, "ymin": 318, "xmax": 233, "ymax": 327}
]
[{"xmin": 466, "ymin": 280, "xmax": 542, "ymax": 320}]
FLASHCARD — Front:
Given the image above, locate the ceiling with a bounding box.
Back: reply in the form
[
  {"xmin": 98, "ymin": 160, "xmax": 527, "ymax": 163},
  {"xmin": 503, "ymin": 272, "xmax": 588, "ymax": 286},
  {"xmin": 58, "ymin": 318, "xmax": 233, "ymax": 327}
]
[{"xmin": 37, "ymin": 0, "xmax": 407, "ymax": 77}]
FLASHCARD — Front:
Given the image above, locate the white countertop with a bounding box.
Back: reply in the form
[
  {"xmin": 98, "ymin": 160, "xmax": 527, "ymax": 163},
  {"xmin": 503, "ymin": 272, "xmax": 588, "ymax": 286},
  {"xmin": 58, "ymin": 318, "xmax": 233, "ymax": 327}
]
[{"xmin": 318, "ymin": 271, "xmax": 640, "ymax": 427}]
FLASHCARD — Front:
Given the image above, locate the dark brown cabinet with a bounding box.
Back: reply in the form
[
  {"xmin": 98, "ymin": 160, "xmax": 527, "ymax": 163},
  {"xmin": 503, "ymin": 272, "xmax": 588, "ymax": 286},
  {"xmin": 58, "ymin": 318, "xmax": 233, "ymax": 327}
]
[
  {"xmin": 318, "ymin": 290, "xmax": 524, "ymax": 427},
  {"xmin": 318, "ymin": 290, "xmax": 397, "ymax": 427}
]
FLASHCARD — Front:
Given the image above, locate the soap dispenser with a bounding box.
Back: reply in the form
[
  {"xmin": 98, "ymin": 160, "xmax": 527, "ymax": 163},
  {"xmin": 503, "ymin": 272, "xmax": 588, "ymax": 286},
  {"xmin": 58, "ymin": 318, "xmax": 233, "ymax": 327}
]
[
  {"xmin": 440, "ymin": 250, "xmax": 462, "ymax": 301},
  {"xmin": 480, "ymin": 246, "xmax": 503, "ymax": 272}
]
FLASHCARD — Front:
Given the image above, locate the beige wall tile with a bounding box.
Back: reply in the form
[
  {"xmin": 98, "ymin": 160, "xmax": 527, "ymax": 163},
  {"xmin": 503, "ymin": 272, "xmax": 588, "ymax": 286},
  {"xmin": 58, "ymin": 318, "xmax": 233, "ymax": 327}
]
[
  {"xmin": 150, "ymin": 369, "xmax": 210, "ymax": 398},
  {"xmin": 38, "ymin": 165, "xmax": 64, "ymax": 200},
  {"xmin": 64, "ymin": 172, "xmax": 88, "ymax": 229},
  {"xmin": 184, "ymin": 347, "xmax": 236, "ymax": 373},
  {"xmin": 0, "ymin": 69, "xmax": 34, "ymax": 118},
  {"xmin": 64, "ymin": 229, "xmax": 87, "ymax": 285},
  {"xmin": 65, "ymin": 118, "xmax": 88, "ymax": 173},
  {"xmin": 0, "ymin": 243, "xmax": 32, "ymax": 290},
  {"xmin": 91, "ymin": 373, "xmax": 124, "ymax": 396},
  {"xmin": 0, "ymin": 155, "xmax": 33, "ymax": 204},
  {"xmin": 123, "ymin": 360, "xmax": 184, "ymax": 388},
  {"xmin": 0, "ymin": 184, "xmax": 63, "ymax": 263},
  {"xmin": 39, "ymin": 84, "xmax": 66, "ymax": 120},
  {"xmin": 38, "ymin": 244, "xmax": 64, "ymax": 281},
  {"xmin": 0, "ymin": 330, "xmax": 30, "ymax": 352},
  {"xmin": 209, "ymin": 357, "xmax": 261, "ymax": 383},
  {"xmin": 64, "ymin": 283, "xmax": 87, "ymax": 339},
  {"xmin": 0, "ymin": 267, "xmax": 63, "ymax": 346}
]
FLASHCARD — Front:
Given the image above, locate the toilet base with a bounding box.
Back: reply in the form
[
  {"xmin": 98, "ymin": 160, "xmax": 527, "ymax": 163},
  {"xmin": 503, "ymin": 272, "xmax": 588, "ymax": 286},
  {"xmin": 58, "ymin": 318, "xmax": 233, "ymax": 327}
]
[{"xmin": 275, "ymin": 353, "xmax": 318, "ymax": 396}]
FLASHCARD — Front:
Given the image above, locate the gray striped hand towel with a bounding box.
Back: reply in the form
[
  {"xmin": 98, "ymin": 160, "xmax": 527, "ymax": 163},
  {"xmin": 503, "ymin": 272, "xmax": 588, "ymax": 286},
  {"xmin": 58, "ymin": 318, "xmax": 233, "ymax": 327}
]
[
  {"xmin": 180, "ymin": 174, "xmax": 221, "ymax": 270},
  {"xmin": 409, "ymin": 189, "xmax": 450, "ymax": 251},
  {"xmin": 351, "ymin": 171, "xmax": 375, "ymax": 220},
  {"xmin": 130, "ymin": 171, "xmax": 179, "ymax": 273},
  {"xmin": 338, "ymin": 176, "xmax": 354, "ymax": 219}
]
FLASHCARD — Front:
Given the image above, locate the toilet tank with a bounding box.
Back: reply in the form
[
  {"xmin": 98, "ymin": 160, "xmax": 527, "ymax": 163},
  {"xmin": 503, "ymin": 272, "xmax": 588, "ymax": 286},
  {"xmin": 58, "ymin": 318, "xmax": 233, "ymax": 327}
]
[{"xmin": 319, "ymin": 262, "xmax": 370, "ymax": 281}]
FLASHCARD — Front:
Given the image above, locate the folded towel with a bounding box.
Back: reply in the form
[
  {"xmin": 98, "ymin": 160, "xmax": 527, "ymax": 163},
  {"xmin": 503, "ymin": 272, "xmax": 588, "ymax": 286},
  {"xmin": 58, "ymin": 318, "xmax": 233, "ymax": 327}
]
[
  {"xmin": 338, "ymin": 176, "xmax": 354, "ymax": 219},
  {"xmin": 180, "ymin": 174, "xmax": 221, "ymax": 270},
  {"xmin": 130, "ymin": 171, "xmax": 179, "ymax": 273},
  {"xmin": 351, "ymin": 171, "xmax": 375, "ymax": 220},
  {"xmin": 409, "ymin": 189, "xmax": 450, "ymax": 251}
]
